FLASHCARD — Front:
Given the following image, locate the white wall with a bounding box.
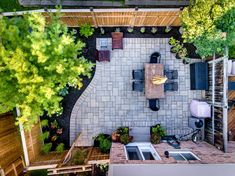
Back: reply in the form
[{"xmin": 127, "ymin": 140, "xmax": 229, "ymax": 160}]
[{"xmin": 109, "ymin": 164, "xmax": 235, "ymax": 176}]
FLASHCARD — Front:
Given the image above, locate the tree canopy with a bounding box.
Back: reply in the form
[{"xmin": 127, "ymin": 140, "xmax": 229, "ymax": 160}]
[
  {"xmin": 180, "ymin": 0, "xmax": 235, "ymax": 58},
  {"xmin": 0, "ymin": 11, "xmax": 94, "ymax": 129}
]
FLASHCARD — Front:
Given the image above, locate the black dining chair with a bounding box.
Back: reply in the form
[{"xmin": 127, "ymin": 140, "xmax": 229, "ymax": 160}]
[
  {"xmin": 149, "ymin": 99, "xmax": 160, "ymax": 111},
  {"xmin": 164, "ymin": 70, "xmax": 178, "ymax": 80},
  {"xmin": 164, "ymin": 82, "xmax": 178, "ymax": 91},
  {"xmin": 150, "ymin": 52, "xmax": 161, "ymax": 63},
  {"xmin": 132, "ymin": 69, "xmax": 144, "ymax": 80},
  {"xmin": 132, "ymin": 81, "xmax": 144, "ymax": 92}
]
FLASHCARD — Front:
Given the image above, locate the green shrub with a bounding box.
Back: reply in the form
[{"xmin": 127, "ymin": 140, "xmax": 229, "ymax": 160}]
[
  {"xmin": 0, "ymin": 9, "xmax": 94, "ymax": 130},
  {"xmin": 99, "ymin": 138, "xmax": 112, "ymax": 153},
  {"xmin": 117, "ymin": 127, "xmax": 129, "ymax": 135},
  {"xmin": 177, "ymin": 47, "xmax": 188, "ymax": 59},
  {"xmin": 169, "ymin": 37, "xmax": 180, "ymax": 46},
  {"xmin": 180, "ymin": 0, "xmax": 235, "ymax": 58},
  {"xmin": 41, "ymin": 119, "xmax": 49, "ymax": 128},
  {"xmin": 151, "ymin": 124, "xmax": 165, "ymax": 137},
  {"xmin": 41, "ymin": 143, "xmax": 52, "ymax": 154},
  {"xmin": 96, "ymin": 134, "xmax": 112, "ymax": 153},
  {"xmin": 55, "ymin": 143, "xmax": 64, "ymax": 153},
  {"xmin": 58, "ymin": 86, "xmax": 69, "ymax": 97},
  {"xmin": 73, "ymin": 149, "xmax": 88, "ymax": 165},
  {"xmin": 120, "ymin": 134, "xmax": 132, "ymax": 145},
  {"xmin": 51, "ymin": 120, "xmax": 58, "ymax": 129},
  {"xmin": 40, "ymin": 131, "xmax": 50, "ymax": 141},
  {"xmin": 229, "ymin": 45, "xmax": 235, "ymax": 58},
  {"xmin": 79, "ymin": 24, "xmax": 94, "ymax": 38}
]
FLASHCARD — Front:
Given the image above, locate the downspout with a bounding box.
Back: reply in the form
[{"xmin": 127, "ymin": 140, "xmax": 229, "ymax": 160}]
[{"xmin": 17, "ymin": 108, "xmax": 30, "ymax": 166}]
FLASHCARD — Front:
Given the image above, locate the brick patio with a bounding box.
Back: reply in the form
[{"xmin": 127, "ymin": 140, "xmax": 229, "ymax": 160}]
[{"xmin": 70, "ymin": 38, "xmax": 203, "ymax": 146}]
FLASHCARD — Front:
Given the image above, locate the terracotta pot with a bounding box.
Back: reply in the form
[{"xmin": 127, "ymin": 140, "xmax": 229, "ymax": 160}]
[{"xmin": 111, "ymin": 131, "xmax": 120, "ymax": 142}]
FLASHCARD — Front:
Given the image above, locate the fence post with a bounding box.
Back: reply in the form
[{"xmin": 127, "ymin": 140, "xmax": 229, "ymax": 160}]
[
  {"xmin": 131, "ymin": 7, "xmax": 138, "ymax": 27},
  {"xmin": 17, "ymin": 108, "xmax": 30, "ymax": 167},
  {"xmin": 90, "ymin": 7, "xmax": 98, "ymax": 28}
]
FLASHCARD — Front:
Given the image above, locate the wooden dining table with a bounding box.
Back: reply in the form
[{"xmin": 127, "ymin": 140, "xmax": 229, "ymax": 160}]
[{"xmin": 145, "ymin": 63, "xmax": 165, "ymax": 99}]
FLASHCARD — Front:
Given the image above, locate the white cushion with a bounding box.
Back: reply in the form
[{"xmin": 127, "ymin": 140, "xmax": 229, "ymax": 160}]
[
  {"xmin": 232, "ymin": 61, "xmax": 235, "ymax": 75},
  {"xmin": 228, "ymin": 60, "xmax": 232, "ymax": 75}
]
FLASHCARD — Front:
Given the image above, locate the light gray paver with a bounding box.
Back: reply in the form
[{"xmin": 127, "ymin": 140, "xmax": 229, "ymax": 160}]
[{"xmin": 70, "ymin": 38, "xmax": 203, "ymax": 146}]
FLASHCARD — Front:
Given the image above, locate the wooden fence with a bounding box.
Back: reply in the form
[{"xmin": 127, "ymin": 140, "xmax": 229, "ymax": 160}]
[
  {"xmin": 24, "ymin": 122, "xmax": 43, "ymax": 163},
  {"xmin": 52, "ymin": 9, "xmax": 181, "ymax": 27},
  {"xmin": 3, "ymin": 8, "xmax": 181, "ymax": 27},
  {"xmin": 0, "ymin": 112, "xmax": 25, "ymax": 176}
]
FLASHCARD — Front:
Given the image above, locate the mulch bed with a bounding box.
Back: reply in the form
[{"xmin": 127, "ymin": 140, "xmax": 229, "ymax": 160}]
[{"xmin": 40, "ymin": 26, "xmax": 200, "ymax": 149}]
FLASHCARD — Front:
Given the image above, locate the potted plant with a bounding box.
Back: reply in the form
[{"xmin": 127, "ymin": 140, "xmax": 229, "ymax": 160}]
[
  {"xmin": 165, "ymin": 26, "xmax": 172, "ymax": 33},
  {"xmin": 112, "ymin": 127, "xmax": 133, "ymax": 144},
  {"xmin": 150, "ymin": 124, "xmax": 165, "ymax": 144},
  {"xmin": 120, "ymin": 134, "xmax": 133, "ymax": 145},
  {"xmin": 79, "ymin": 23, "xmax": 95, "ymax": 38},
  {"xmin": 140, "ymin": 27, "xmax": 145, "ymax": 33},
  {"xmin": 127, "ymin": 27, "xmax": 134, "ymax": 33},
  {"xmin": 176, "ymin": 47, "xmax": 188, "ymax": 60},
  {"xmin": 115, "ymin": 28, "xmax": 121, "ymax": 32},
  {"xmin": 151, "ymin": 27, "xmax": 157, "ymax": 34},
  {"xmin": 100, "ymin": 27, "xmax": 105, "ymax": 35}
]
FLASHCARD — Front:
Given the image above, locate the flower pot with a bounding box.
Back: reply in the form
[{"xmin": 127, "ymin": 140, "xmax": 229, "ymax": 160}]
[
  {"xmin": 150, "ymin": 134, "xmax": 161, "ymax": 144},
  {"xmin": 111, "ymin": 131, "xmax": 120, "ymax": 142}
]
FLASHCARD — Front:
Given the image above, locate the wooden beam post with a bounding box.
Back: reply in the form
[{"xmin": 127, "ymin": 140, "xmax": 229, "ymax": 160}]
[
  {"xmin": 131, "ymin": 7, "xmax": 138, "ymax": 27},
  {"xmin": 90, "ymin": 7, "xmax": 98, "ymax": 28},
  {"xmin": 17, "ymin": 108, "xmax": 30, "ymax": 167}
]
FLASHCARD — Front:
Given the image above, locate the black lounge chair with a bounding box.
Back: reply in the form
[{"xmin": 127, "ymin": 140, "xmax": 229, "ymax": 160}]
[
  {"xmin": 164, "ymin": 70, "xmax": 178, "ymax": 80},
  {"xmin": 164, "ymin": 82, "xmax": 178, "ymax": 91},
  {"xmin": 150, "ymin": 52, "xmax": 161, "ymax": 63},
  {"xmin": 132, "ymin": 69, "xmax": 144, "ymax": 80},
  {"xmin": 149, "ymin": 99, "xmax": 160, "ymax": 111},
  {"xmin": 132, "ymin": 81, "xmax": 144, "ymax": 92}
]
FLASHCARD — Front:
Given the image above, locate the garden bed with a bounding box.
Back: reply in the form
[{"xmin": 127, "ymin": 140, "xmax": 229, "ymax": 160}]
[{"xmin": 40, "ymin": 26, "xmax": 200, "ymax": 150}]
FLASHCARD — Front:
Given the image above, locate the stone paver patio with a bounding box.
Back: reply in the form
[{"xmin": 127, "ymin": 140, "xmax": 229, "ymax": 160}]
[{"xmin": 70, "ymin": 38, "xmax": 202, "ymax": 146}]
